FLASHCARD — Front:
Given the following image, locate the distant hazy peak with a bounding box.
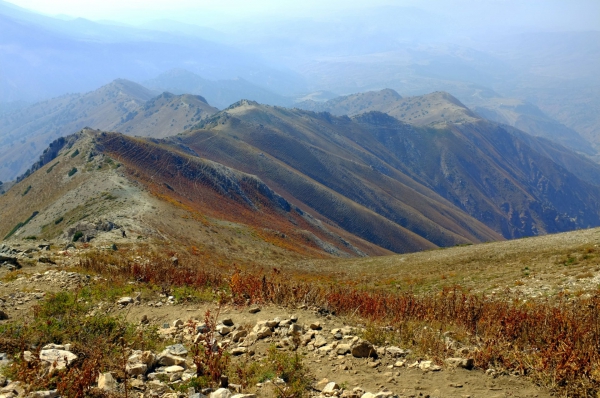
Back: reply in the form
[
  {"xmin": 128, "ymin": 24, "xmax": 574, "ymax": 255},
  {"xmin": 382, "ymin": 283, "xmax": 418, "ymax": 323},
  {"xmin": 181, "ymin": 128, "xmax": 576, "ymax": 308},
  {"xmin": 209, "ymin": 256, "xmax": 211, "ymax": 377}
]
[{"xmin": 98, "ymin": 79, "xmax": 156, "ymax": 101}]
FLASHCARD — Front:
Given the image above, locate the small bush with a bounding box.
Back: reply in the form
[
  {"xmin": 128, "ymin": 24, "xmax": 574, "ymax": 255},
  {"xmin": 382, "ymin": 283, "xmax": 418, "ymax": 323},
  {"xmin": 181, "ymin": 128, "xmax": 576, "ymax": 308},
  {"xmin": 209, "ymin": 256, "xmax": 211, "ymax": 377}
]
[
  {"xmin": 46, "ymin": 162, "xmax": 59, "ymax": 173},
  {"xmin": 73, "ymin": 231, "xmax": 84, "ymax": 242},
  {"xmin": 22, "ymin": 185, "xmax": 32, "ymax": 196},
  {"xmin": 54, "ymin": 217, "xmax": 64, "ymax": 225},
  {"xmin": 68, "ymin": 167, "xmax": 78, "ymax": 177},
  {"xmin": 24, "ymin": 236, "xmax": 37, "ymax": 240},
  {"xmin": 70, "ymin": 149, "xmax": 80, "ymax": 158}
]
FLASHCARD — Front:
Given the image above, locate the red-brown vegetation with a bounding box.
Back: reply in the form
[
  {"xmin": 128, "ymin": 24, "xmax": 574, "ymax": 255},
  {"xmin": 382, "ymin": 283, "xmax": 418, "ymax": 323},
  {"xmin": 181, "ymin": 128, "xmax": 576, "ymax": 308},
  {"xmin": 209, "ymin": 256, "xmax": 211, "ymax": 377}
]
[{"xmin": 80, "ymin": 252, "xmax": 600, "ymax": 396}]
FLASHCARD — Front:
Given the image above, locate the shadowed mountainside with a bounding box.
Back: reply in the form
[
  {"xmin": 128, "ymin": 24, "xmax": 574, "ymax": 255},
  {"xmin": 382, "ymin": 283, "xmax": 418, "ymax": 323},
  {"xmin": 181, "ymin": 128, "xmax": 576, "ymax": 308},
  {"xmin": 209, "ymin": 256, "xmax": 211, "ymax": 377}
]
[
  {"xmin": 183, "ymin": 101, "xmax": 600, "ymax": 240},
  {"xmin": 298, "ymin": 89, "xmax": 596, "ymax": 157}
]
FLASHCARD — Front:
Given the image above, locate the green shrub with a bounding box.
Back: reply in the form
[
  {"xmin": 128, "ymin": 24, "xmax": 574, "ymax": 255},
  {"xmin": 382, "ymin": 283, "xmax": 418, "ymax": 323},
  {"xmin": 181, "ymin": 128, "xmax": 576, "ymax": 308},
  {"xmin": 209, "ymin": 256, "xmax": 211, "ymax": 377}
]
[
  {"xmin": 68, "ymin": 167, "xmax": 78, "ymax": 177},
  {"xmin": 22, "ymin": 185, "xmax": 32, "ymax": 196},
  {"xmin": 70, "ymin": 149, "xmax": 80, "ymax": 158},
  {"xmin": 72, "ymin": 231, "xmax": 83, "ymax": 242},
  {"xmin": 46, "ymin": 161, "xmax": 59, "ymax": 173}
]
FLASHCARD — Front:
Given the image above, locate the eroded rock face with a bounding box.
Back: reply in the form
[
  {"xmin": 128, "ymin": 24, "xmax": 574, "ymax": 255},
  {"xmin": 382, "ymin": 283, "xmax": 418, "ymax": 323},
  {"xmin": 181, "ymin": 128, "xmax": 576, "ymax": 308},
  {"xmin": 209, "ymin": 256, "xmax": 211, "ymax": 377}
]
[{"xmin": 64, "ymin": 220, "xmax": 119, "ymax": 242}]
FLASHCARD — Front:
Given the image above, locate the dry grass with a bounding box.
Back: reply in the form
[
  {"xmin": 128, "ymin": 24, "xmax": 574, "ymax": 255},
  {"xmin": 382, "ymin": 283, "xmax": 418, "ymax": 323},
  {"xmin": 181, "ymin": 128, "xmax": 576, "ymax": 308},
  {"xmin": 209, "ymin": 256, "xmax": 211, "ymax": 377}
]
[{"xmin": 75, "ymin": 244, "xmax": 600, "ymax": 397}]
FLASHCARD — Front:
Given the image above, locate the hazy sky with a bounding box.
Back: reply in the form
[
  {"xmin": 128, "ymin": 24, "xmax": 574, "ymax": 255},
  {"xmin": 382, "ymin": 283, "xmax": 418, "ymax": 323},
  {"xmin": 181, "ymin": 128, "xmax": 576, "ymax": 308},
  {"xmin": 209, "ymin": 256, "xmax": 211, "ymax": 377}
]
[{"xmin": 5, "ymin": 0, "xmax": 600, "ymax": 31}]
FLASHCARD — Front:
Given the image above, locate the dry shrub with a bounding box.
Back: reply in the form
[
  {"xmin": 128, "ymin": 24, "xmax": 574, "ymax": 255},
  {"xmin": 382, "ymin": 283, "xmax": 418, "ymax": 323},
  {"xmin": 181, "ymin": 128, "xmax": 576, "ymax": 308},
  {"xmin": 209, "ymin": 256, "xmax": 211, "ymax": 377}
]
[{"xmin": 80, "ymin": 253, "xmax": 600, "ymax": 397}]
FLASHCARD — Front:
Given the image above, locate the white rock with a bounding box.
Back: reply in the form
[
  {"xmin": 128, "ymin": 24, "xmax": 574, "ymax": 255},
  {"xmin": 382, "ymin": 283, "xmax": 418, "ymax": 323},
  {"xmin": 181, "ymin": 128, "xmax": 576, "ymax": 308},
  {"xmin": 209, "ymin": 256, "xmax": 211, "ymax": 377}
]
[
  {"xmin": 39, "ymin": 349, "xmax": 77, "ymax": 370},
  {"xmin": 217, "ymin": 324, "xmax": 232, "ymax": 336},
  {"xmin": 256, "ymin": 326, "xmax": 272, "ymax": 339},
  {"xmin": 157, "ymin": 351, "xmax": 186, "ymax": 366},
  {"xmin": 117, "ymin": 297, "xmax": 134, "ymax": 306},
  {"xmin": 164, "ymin": 365, "xmax": 185, "ymax": 373},
  {"xmin": 322, "ymin": 382, "xmax": 339, "ymax": 394},
  {"xmin": 419, "ymin": 360, "xmax": 441, "ymax": 371},
  {"xmin": 231, "ymin": 330, "xmax": 248, "ymax": 342},
  {"xmin": 172, "ymin": 319, "xmax": 184, "ymax": 328},
  {"xmin": 336, "ymin": 344, "xmax": 351, "ymax": 355},
  {"xmin": 385, "ymin": 346, "xmax": 405, "ymax": 358},
  {"xmin": 210, "ymin": 388, "xmax": 232, "ymax": 398},
  {"xmin": 231, "ymin": 347, "xmax": 248, "ymax": 356},
  {"xmin": 126, "ymin": 363, "xmax": 147, "ymax": 376},
  {"xmin": 97, "ymin": 373, "xmax": 117, "ymax": 391},
  {"xmin": 313, "ymin": 335, "xmax": 327, "ymax": 348},
  {"xmin": 27, "ymin": 390, "xmax": 58, "ymax": 398}
]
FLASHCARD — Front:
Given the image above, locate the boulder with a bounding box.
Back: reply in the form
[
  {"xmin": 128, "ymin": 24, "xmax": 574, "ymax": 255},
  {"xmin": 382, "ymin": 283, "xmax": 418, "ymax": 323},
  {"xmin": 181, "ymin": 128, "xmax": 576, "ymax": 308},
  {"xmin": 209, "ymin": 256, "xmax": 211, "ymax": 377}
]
[
  {"xmin": 248, "ymin": 307, "xmax": 261, "ymax": 314},
  {"xmin": 231, "ymin": 330, "xmax": 248, "ymax": 343},
  {"xmin": 351, "ymin": 340, "xmax": 376, "ymax": 358},
  {"xmin": 157, "ymin": 351, "xmax": 186, "ymax": 366},
  {"xmin": 210, "ymin": 388, "xmax": 232, "ymax": 398},
  {"xmin": 288, "ymin": 324, "xmax": 303, "ymax": 335},
  {"xmin": 117, "ymin": 297, "xmax": 134, "ymax": 306},
  {"xmin": 164, "ymin": 344, "xmax": 188, "ymax": 357},
  {"xmin": 309, "ymin": 322, "xmax": 322, "ymax": 330},
  {"xmin": 126, "ymin": 363, "xmax": 147, "ymax": 376},
  {"xmin": 26, "ymin": 390, "xmax": 58, "ymax": 398},
  {"xmin": 385, "ymin": 346, "xmax": 406, "ymax": 358},
  {"xmin": 221, "ymin": 318, "xmax": 234, "ymax": 326},
  {"xmin": 313, "ymin": 335, "xmax": 327, "ymax": 348},
  {"xmin": 445, "ymin": 357, "xmax": 474, "ymax": 370},
  {"xmin": 336, "ymin": 344, "xmax": 351, "ymax": 355},
  {"xmin": 97, "ymin": 372, "xmax": 117, "ymax": 391},
  {"xmin": 255, "ymin": 327, "xmax": 272, "ymax": 339},
  {"xmin": 322, "ymin": 382, "xmax": 339, "ymax": 394},
  {"xmin": 419, "ymin": 360, "xmax": 441, "ymax": 371},
  {"xmin": 172, "ymin": 319, "xmax": 184, "ymax": 328},
  {"xmin": 39, "ymin": 349, "xmax": 77, "ymax": 370},
  {"xmin": 315, "ymin": 378, "xmax": 329, "ymax": 391},
  {"xmin": 231, "ymin": 347, "xmax": 248, "ymax": 356},
  {"xmin": 164, "ymin": 365, "xmax": 185, "ymax": 373},
  {"xmin": 217, "ymin": 325, "xmax": 232, "ymax": 336},
  {"xmin": 239, "ymin": 333, "xmax": 258, "ymax": 347}
]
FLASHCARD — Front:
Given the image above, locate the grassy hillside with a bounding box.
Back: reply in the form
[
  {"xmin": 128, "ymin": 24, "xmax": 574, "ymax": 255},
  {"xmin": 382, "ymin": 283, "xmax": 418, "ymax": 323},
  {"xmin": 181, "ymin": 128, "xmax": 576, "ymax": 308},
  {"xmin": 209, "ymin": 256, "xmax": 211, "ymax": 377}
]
[{"xmin": 185, "ymin": 102, "xmax": 600, "ymax": 241}]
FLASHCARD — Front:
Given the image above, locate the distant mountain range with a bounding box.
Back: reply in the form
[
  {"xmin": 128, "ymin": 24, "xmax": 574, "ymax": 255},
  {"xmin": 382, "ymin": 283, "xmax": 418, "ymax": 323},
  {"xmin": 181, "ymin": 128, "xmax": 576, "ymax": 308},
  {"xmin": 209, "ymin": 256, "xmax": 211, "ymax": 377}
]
[
  {"xmin": 143, "ymin": 69, "xmax": 292, "ymax": 110},
  {"xmin": 4, "ymin": 88, "xmax": 600, "ymax": 256},
  {"xmin": 296, "ymin": 89, "xmax": 595, "ymax": 156},
  {"xmin": 0, "ymin": 79, "xmax": 217, "ymax": 181}
]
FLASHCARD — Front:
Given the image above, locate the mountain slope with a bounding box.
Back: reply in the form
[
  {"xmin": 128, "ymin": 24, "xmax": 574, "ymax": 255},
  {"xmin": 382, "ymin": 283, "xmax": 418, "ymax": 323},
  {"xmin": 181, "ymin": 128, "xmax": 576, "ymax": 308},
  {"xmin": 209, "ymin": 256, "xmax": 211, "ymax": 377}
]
[
  {"xmin": 299, "ymin": 89, "xmax": 596, "ymax": 156},
  {"xmin": 297, "ymin": 90, "xmax": 479, "ymax": 127},
  {"xmin": 0, "ymin": 80, "xmax": 218, "ymax": 181},
  {"xmin": 111, "ymin": 92, "xmax": 217, "ymax": 138},
  {"xmin": 0, "ymin": 129, "xmax": 386, "ymax": 263},
  {"xmin": 184, "ymin": 102, "xmax": 600, "ymax": 241}
]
